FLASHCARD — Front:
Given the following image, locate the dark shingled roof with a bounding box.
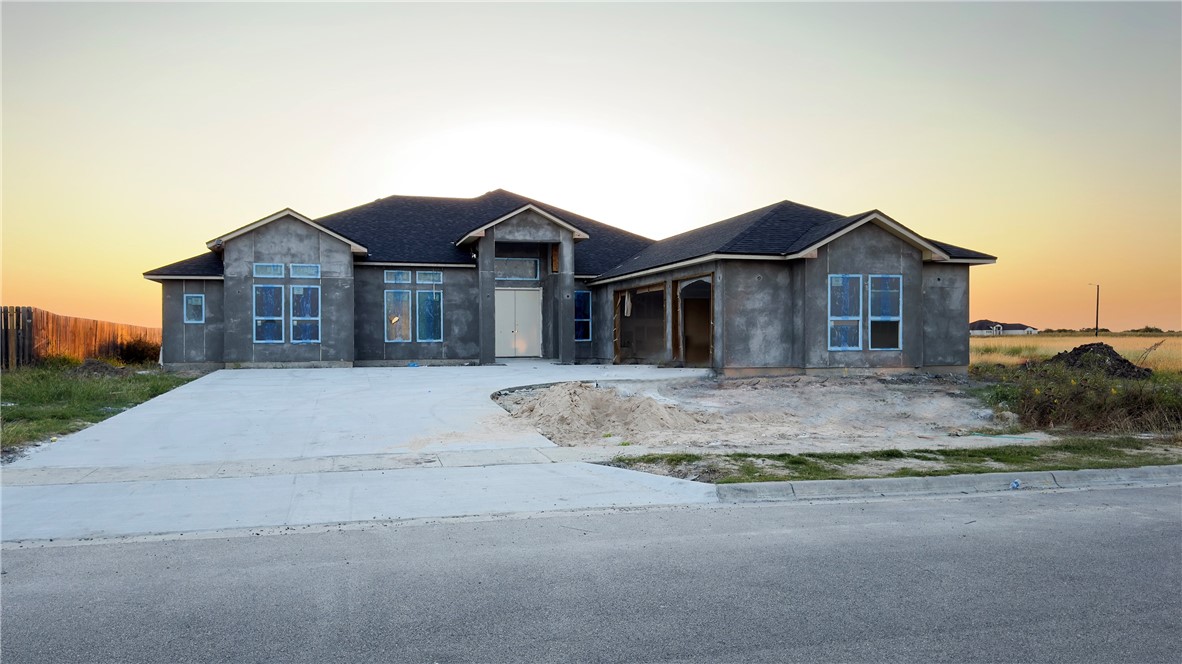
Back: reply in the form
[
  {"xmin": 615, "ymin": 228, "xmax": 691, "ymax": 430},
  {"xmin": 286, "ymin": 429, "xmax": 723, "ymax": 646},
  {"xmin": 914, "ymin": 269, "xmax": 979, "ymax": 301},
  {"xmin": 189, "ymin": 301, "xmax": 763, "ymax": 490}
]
[
  {"xmin": 594, "ymin": 200, "xmax": 996, "ymax": 280},
  {"xmin": 143, "ymin": 189, "xmax": 654, "ymax": 279},
  {"xmin": 927, "ymin": 239, "xmax": 997, "ymax": 262},
  {"xmin": 143, "ymin": 251, "xmax": 224, "ymax": 278},
  {"xmin": 144, "ymin": 192, "xmax": 993, "ymax": 280},
  {"xmin": 315, "ymin": 189, "xmax": 654, "ymax": 276},
  {"xmin": 594, "ymin": 200, "xmax": 866, "ymax": 280}
]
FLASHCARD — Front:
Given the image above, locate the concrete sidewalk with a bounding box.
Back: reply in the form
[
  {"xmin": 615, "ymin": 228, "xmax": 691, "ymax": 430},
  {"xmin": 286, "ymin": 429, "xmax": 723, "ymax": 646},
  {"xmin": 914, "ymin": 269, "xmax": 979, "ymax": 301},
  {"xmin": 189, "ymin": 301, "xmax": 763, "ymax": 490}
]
[{"xmin": 1, "ymin": 463, "xmax": 718, "ymax": 541}]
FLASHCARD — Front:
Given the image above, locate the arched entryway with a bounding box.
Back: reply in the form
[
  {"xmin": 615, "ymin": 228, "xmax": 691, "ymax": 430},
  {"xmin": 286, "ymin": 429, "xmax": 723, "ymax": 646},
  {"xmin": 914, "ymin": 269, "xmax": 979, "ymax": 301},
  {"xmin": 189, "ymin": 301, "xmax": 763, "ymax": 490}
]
[{"xmin": 676, "ymin": 278, "xmax": 712, "ymax": 367}]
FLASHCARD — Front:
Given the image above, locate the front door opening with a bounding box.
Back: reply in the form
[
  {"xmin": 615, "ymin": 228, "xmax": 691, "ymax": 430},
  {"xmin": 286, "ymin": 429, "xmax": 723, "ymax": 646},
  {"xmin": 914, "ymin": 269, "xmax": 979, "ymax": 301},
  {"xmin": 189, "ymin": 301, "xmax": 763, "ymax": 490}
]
[
  {"xmin": 679, "ymin": 279, "xmax": 712, "ymax": 367},
  {"xmin": 495, "ymin": 289, "xmax": 542, "ymax": 357}
]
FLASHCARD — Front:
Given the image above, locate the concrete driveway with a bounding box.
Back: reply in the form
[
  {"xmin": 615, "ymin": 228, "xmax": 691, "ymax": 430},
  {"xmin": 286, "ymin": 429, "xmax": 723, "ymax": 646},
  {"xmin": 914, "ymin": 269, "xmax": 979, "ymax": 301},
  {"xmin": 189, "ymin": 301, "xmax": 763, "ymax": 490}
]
[{"xmin": 2, "ymin": 362, "xmax": 715, "ymax": 541}]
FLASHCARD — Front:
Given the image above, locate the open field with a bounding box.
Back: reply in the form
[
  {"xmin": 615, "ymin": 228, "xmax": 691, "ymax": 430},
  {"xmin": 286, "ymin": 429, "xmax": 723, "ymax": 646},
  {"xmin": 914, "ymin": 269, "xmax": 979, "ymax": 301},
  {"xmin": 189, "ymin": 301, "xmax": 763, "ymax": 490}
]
[{"xmin": 971, "ymin": 334, "xmax": 1182, "ymax": 373}]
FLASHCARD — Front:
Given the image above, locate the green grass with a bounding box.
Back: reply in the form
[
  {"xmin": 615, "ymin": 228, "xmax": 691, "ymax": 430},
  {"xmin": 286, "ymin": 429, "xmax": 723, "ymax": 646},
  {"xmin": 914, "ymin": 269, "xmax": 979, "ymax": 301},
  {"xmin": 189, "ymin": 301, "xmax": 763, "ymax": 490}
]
[
  {"xmin": 610, "ymin": 436, "xmax": 1182, "ymax": 484},
  {"xmin": 1, "ymin": 363, "xmax": 194, "ymax": 451}
]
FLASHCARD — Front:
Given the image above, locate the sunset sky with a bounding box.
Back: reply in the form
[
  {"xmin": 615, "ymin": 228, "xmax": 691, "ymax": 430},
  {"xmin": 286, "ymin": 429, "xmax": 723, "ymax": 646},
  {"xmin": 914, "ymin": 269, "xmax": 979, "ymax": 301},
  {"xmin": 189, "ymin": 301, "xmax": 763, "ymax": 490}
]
[{"xmin": 3, "ymin": 2, "xmax": 1179, "ymax": 331}]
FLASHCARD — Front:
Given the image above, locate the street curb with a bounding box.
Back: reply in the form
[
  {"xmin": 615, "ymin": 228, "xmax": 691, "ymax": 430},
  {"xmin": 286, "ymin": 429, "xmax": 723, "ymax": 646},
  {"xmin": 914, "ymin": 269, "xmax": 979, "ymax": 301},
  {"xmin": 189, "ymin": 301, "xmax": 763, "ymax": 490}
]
[{"xmin": 715, "ymin": 464, "xmax": 1182, "ymax": 503}]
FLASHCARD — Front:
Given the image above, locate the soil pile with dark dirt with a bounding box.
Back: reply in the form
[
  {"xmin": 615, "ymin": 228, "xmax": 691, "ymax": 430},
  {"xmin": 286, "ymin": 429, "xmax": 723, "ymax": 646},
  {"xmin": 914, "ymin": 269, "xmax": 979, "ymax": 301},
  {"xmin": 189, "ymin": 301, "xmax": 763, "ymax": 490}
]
[
  {"xmin": 68, "ymin": 359, "xmax": 132, "ymax": 378},
  {"xmin": 1043, "ymin": 343, "xmax": 1151, "ymax": 379}
]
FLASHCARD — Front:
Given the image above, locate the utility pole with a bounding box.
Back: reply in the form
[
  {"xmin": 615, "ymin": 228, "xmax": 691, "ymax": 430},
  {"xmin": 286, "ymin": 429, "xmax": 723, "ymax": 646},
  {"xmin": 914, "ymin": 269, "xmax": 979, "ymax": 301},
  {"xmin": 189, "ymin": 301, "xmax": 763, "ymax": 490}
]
[{"xmin": 1088, "ymin": 283, "xmax": 1100, "ymax": 336}]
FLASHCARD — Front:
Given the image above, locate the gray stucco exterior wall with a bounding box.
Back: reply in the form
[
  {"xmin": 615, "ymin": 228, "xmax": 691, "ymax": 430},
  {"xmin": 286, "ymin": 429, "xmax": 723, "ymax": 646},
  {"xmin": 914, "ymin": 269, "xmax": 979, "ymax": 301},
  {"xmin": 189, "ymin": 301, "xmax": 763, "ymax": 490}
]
[
  {"xmin": 717, "ymin": 260, "xmax": 794, "ymax": 371},
  {"xmin": 353, "ymin": 265, "xmax": 480, "ymax": 365},
  {"xmin": 153, "ymin": 205, "xmax": 978, "ymax": 373},
  {"xmin": 160, "ymin": 279, "xmax": 224, "ymax": 368},
  {"xmin": 221, "ymin": 216, "xmax": 355, "ymax": 367},
  {"xmin": 799, "ymin": 223, "xmax": 924, "ymax": 370},
  {"xmin": 921, "ymin": 263, "xmax": 971, "ymax": 366},
  {"xmin": 589, "ymin": 222, "xmax": 972, "ymax": 375}
]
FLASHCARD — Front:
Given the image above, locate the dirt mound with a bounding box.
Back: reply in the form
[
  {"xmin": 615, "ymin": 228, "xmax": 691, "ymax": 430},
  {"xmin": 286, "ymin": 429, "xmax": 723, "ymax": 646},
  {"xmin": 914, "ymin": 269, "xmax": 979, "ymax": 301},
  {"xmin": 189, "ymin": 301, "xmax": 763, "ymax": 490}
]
[
  {"xmin": 508, "ymin": 382, "xmax": 710, "ymax": 443},
  {"xmin": 68, "ymin": 359, "xmax": 131, "ymax": 378},
  {"xmin": 1044, "ymin": 343, "xmax": 1151, "ymax": 379}
]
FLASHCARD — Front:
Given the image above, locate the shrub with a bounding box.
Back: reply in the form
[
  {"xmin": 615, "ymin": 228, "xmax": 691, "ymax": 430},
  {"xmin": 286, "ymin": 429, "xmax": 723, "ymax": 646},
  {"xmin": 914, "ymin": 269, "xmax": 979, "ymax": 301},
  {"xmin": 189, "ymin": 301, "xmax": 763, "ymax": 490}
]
[
  {"xmin": 115, "ymin": 338, "xmax": 161, "ymax": 365},
  {"xmin": 975, "ymin": 363, "xmax": 1182, "ymax": 432},
  {"xmin": 36, "ymin": 354, "xmax": 82, "ymax": 369}
]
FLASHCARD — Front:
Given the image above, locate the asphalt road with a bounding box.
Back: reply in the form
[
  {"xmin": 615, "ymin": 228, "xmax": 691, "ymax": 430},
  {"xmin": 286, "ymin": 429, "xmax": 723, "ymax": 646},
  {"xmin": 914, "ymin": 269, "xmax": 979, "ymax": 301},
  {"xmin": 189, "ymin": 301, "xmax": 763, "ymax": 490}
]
[{"xmin": 3, "ymin": 486, "xmax": 1179, "ymax": 663}]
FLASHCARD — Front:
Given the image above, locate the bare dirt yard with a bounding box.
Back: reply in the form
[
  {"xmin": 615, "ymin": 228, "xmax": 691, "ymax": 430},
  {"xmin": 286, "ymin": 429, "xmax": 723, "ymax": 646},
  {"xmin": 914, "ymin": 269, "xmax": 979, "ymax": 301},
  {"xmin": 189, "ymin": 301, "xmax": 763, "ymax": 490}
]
[{"xmin": 494, "ymin": 374, "xmax": 1035, "ymax": 456}]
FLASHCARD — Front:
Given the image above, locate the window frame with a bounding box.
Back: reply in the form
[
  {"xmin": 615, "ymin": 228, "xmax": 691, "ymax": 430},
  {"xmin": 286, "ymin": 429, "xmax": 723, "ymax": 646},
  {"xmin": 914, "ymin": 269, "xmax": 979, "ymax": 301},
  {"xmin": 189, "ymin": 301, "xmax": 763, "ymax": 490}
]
[
  {"xmin": 384, "ymin": 289, "xmax": 413, "ymax": 343},
  {"xmin": 183, "ymin": 294, "xmax": 205, "ymax": 324},
  {"xmin": 494, "ymin": 257, "xmax": 540, "ymax": 281},
  {"xmin": 827, "ymin": 274, "xmax": 863, "ymax": 351},
  {"xmin": 290, "ymin": 263, "xmax": 321, "ymax": 279},
  {"xmin": 253, "ymin": 263, "xmax": 284, "ymax": 278},
  {"xmin": 384, "ymin": 270, "xmax": 412, "ymax": 284},
  {"xmin": 253, "ymin": 284, "xmax": 284, "ymax": 344},
  {"xmin": 290, "ymin": 284, "xmax": 321, "ymax": 344},
  {"xmin": 868, "ymin": 274, "xmax": 903, "ymax": 351},
  {"xmin": 415, "ymin": 290, "xmax": 444, "ymax": 342},
  {"xmin": 416, "ymin": 271, "xmax": 444, "ymax": 285},
  {"xmin": 574, "ymin": 290, "xmax": 592, "ymax": 342}
]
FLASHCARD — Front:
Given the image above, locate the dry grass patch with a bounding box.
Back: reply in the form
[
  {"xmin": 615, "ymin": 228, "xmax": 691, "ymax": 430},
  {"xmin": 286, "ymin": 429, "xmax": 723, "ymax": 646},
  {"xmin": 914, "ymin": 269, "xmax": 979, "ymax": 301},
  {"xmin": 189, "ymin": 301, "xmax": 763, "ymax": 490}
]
[{"xmin": 972, "ymin": 335, "xmax": 1182, "ymax": 373}]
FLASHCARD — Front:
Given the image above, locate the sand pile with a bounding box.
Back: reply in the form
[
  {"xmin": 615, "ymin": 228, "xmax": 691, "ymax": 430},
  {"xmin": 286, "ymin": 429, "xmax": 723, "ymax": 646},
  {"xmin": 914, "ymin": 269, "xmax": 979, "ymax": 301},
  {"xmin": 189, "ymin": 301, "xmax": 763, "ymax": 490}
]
[
  {"xmin": 508, "ymin": 382, "xmax": 710, "ymax": 442},
  {"xmin": 1044, "ymin": 343, "xmax": 1151, "ymax": 379}
]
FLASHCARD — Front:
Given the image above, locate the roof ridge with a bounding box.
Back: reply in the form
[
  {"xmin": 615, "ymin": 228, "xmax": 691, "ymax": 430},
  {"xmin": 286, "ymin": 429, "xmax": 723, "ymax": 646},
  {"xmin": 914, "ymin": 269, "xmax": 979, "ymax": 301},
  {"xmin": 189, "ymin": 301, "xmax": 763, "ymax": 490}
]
[
  {"xmin": 318, "ymin": 192, "xmax": 488, "ymax": 222},
  {"xmin": 718, "ymin": 200, "xmax": 801, "ymax": 254}
]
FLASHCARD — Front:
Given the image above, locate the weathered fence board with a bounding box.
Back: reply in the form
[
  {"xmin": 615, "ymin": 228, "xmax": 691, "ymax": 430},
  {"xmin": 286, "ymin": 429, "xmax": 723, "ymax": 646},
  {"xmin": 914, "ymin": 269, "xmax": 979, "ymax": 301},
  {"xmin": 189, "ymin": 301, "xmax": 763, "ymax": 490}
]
[{"xmin": 0, "ymin": 307, "xmax": 161, "ymax": 369}]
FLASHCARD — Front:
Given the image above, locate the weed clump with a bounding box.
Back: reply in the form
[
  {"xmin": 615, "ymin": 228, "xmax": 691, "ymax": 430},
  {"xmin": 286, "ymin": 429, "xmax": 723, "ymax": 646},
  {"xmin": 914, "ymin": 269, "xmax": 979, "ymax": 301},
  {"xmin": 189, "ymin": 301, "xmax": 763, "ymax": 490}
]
[
  {"xmin": 974, "ymin": 361, "xmax": 1181, "ymax": 433},
  {"xmin": 114, "ymin": 337, "xmax": 161, "ymax": 365}
]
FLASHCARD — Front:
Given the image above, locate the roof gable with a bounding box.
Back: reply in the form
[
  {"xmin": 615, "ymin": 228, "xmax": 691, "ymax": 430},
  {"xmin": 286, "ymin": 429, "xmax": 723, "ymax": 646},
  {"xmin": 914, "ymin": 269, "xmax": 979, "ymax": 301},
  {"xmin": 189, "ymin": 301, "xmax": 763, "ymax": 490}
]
[
  {"xmin": 314, "ymin": 189, "xmax": 652, "ymax": 275},
  {"xmin": 593, "ymin": 200, "xmax": 994, "ymax": 282},
  {"xmin": 788, "ymin": 210, "xmax": 950, "ymax": 261},
  {"xmin": 456, "ymin": 204, "xmax": 590, "ymax": 246},
  {"xmin": 207, "ymin": 209, "xmax": 368, "ymax": 255}
]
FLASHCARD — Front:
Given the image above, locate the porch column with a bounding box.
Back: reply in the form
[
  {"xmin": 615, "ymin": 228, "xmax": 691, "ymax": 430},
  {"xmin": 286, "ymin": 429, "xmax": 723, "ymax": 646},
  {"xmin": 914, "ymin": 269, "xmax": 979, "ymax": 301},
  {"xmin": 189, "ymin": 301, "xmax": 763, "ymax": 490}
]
[
  {"xmin": 477, "ymin": 230, "xmax": 497, "ymax": 365},
  {"xmin": 556, "ymin": 233, "xmax": 575, "ymax": 364}
]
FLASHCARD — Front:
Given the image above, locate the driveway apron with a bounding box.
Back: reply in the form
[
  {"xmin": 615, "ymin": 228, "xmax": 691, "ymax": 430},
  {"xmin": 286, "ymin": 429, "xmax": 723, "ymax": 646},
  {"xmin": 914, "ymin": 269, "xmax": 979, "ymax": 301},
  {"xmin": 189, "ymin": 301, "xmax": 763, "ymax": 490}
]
[{"xmin": 2, "ymin": 363, "xmax": 714, "ymax": 541}]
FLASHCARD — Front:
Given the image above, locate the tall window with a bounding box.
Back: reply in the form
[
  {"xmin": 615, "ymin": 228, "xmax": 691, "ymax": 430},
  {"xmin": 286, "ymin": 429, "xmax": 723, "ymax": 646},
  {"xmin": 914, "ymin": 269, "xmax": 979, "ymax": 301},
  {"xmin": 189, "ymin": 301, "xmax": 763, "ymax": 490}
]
[
  {"xmin": 416, "ymin": 291, "xmax": 443, "ymax": 342},
  {"xmin": 183, "ymin": 294, "xmax": 205, "ymax": 324},
  {"xmin": 254, "ymin": 285, "xmax": 284, "ymax": 343},
  {"xmin": 291, "ymin": 285, "xmax": 321, "ymax": 343},
  {"xmin": 384, "ymin": 290, "xmax": 412, "ymax": 342},
  {"xmin": 574, "ymin": 291, "xmax": 592, "ymax": 342},
  {"xmin": 869, "ymin": 275, "xmax": 902, "ymax": 350},
  {"xmin": 827, "ymin": 275, "xmax": 862, "ymax": 351}
]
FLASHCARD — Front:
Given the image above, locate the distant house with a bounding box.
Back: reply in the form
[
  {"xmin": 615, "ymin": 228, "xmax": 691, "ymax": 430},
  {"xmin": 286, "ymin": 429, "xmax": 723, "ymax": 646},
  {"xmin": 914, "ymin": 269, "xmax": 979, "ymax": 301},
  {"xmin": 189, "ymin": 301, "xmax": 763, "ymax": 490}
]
[
  {"xmin": 970, "ymin": 320, "xmax": 1038, "ymax": 336},
  {"xmin": 144, "ymin": 189, "xmax": 996, "ymax": 374}
]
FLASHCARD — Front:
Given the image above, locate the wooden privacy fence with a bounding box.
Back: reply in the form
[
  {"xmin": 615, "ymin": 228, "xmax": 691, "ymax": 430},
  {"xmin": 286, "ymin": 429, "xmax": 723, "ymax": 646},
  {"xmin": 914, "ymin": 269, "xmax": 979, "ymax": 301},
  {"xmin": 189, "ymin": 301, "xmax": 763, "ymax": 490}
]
[{"xmin": 1, "ymin": 307, "xmax": 162, "ymax": 369}]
